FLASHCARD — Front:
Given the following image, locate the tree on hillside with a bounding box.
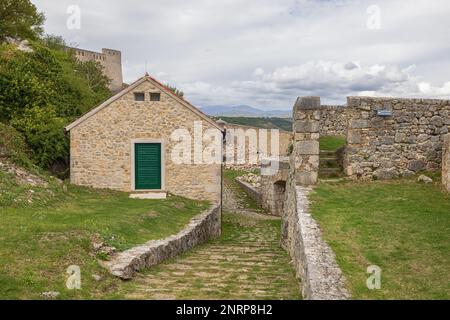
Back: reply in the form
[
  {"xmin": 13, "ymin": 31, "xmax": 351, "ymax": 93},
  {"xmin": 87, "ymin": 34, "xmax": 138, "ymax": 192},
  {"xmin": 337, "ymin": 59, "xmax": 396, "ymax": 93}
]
[{"xmin": 0, "ymin": 0, "xmax": 45, "ymax": 41}]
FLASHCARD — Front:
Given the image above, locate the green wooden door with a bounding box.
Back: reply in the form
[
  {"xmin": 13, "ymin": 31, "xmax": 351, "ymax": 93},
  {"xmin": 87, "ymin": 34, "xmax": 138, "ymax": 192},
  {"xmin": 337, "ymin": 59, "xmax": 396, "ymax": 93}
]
[{"xmin": 135, "ymin": 143, "xmax": 162, "ymax": 190}]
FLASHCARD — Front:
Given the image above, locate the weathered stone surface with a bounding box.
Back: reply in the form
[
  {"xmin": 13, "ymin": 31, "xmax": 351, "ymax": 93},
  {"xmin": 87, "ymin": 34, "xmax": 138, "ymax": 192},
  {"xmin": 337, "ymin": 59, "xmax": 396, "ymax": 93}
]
[
  {"xmin": 344, "ymin": 97, "xmax": 450, "ymax": 180},
  {"xmin": 104, "ymin": 205, "xmax": 221, "ymax": 279},
  {"xmin": 294, "ymin": 96, "xmax": 321, "ymax": 110},
  {"xmin": 294, "ymin": 121, "xmax": 320, "ymax": 133},
  {"xmin": 443, "ymin": 134, "xmax": 450, "ymax": 192},
  {"xmin": 417, "ymin": 175, "xmax": 433, "ymax": 184},
  {"xmin": 235, "ymin": 178, "xmax": 262, "ymax": 207},
  {"xmin": 297, "ymin": 141, "xmax": 319, "ymax": 155},
  {"xmin": 373, "ymin": 168, "xmax": 399, "ymax": 180},
  {"xmin": 408, "ymin": 160, "xmax": 426, "ymax": 172},
  {"xmin": 69, "ymin": 78, "xmax": 222, "ymax": 202},
  {"xmin": 319, "ymin": 105, "xmax": 349, "ymax": 136},
  {"xmin": 258, "ymin": 157, "xmax": 289, "ymax": 216},
  {"xmin": 223, "ymin": 122, "xmax": 292, "ymax": 166}
]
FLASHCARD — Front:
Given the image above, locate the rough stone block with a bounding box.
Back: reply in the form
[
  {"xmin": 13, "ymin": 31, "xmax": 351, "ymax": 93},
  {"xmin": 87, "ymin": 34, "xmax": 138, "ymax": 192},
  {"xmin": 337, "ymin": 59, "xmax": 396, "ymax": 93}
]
[
  {"xmin": 294, "ymin": 121, "xmax": 320, "ymax": 133},
  {"xmin": 443, "ymin": 134, "xmax": 450, "ymax": 192},
  {"xmin": 294, "ymin": 96, "xmax": 321, "ymax": 110},
  {"xmin": 296, "ymin": 141, "xmax": 319, "ymax": 155},
  {"xmin": 347, "ymin": 130, "xmax": 362, "ymax": 144},
  {"xmin": 347, "ymin": 97, "xmax": 360, "ymax": 107},
  {"xmin": 350, "ymin": 119, "xmax": 369, "ymax": 129}
]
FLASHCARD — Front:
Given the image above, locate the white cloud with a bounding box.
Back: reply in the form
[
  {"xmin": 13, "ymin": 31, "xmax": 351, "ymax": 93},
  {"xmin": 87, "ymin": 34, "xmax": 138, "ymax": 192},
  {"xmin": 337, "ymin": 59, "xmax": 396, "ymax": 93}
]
[{"xmin": 31, "ymin": 0, "xmax": 450, "ymax": 108}]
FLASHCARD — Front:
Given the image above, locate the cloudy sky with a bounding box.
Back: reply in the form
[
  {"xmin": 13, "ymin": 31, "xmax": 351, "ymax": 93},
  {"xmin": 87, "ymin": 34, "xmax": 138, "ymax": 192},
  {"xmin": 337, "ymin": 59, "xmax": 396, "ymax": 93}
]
[{"xmin": 32, "ymin": 0, "xmax": 450, "ymax": 109}]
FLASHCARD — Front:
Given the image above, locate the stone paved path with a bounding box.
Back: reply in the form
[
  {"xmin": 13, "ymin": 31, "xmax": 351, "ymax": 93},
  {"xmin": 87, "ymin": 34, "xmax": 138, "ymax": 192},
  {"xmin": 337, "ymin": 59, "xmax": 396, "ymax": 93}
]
[{"xmin": 121, "ymin": 177, "xmax": 301, "ymax": 300}]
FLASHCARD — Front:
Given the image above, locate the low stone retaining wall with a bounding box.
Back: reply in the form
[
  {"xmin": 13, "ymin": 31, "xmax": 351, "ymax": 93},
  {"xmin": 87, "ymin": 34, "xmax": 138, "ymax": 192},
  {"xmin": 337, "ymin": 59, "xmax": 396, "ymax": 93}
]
[
  {"xmin": 282, "ymin": 184, "xmax": 350, "ymax": 300},
  {"xmin": 104, "ymin": 204, "xmax": 221, "ymax": 279},
  {"xmin": 235, "ymin": 178, "xmax": 262, "ymax": 206},
  {"xmin": 443, "ymin": 134, "xmax": 450, "ymax": 192}
]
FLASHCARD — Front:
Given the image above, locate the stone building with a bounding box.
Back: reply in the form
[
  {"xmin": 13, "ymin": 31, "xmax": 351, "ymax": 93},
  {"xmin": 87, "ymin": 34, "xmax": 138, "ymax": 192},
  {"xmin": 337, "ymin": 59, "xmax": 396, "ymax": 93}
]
[
  {"xmin": 70, "ymin": 47, "xmax": 124, "ymax": 93},
  {"xmin": 65, "ymin": 75, "xmax": 223, "ymax": 202}
]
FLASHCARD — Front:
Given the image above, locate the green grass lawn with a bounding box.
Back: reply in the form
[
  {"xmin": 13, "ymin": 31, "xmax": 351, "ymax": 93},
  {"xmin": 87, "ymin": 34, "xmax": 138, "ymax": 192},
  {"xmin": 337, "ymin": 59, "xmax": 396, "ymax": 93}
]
[
  {"xmin": 0, "ymin": 169, "xmax": 208, "ymax": 299},
  {"xmin": 319, "ymin": 135, "xmax": 346, "ymax": 152},
  {"xmin": 310, "ymin": 179, "xmax": 450, "ymax": 299}
]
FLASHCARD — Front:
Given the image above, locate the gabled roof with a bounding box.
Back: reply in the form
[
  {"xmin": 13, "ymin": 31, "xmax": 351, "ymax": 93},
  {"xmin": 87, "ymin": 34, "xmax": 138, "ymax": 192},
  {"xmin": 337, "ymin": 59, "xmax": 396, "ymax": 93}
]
[{"xmin": 65, "ymin": 75, "xmax": 222, "ymax": 131}]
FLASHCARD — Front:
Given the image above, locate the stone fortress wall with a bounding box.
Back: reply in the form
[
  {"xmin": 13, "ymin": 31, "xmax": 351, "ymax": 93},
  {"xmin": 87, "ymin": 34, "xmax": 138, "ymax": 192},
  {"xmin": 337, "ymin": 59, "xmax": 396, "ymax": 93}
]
[{"xmin": 71, "ymin": 47, "xmax": 124, "ymax": 93}]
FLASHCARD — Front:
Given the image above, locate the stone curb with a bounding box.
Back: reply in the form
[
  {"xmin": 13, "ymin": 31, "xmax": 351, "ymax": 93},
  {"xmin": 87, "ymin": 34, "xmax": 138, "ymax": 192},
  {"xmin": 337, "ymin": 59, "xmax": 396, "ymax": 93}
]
[{"xmin": 103, "ymin": 204, "xmax": 221, "ymax": 279}]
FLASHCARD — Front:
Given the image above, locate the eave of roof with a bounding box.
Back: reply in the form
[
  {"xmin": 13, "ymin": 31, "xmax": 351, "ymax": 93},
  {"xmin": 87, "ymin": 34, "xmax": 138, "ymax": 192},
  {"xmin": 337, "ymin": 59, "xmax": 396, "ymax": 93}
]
[{"xmin": 65, "ymin": 75, "xmax": 222, "ymax": 131}]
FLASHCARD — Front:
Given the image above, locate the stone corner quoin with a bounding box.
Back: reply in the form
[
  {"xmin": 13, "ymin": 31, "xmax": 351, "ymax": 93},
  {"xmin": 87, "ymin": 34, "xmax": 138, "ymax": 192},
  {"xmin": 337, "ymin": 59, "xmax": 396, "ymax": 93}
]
[{"xmin": 103, "ymin": 204, "xmax": 221, "ymax": 280}]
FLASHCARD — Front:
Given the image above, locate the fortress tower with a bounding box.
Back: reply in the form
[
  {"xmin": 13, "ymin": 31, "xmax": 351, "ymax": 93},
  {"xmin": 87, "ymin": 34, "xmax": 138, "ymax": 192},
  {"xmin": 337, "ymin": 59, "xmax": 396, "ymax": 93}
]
[{"xmin": 71, "ymin": 47, "xmax": 124, "ymax": 93}]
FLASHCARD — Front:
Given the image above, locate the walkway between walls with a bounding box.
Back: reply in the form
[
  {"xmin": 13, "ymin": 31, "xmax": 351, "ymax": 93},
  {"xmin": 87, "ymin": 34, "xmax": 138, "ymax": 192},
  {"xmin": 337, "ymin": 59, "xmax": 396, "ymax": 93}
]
[{"xmin": 118, "ymin": 176, "xmax": 301, "ymax": 300}]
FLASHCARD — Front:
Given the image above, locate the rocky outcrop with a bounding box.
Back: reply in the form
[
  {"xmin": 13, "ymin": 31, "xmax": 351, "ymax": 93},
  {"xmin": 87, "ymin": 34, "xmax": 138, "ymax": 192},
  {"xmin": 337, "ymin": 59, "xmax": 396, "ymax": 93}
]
[{"xmin": 104, "ymin": 204, "xmax": 221, "ymax": 279}]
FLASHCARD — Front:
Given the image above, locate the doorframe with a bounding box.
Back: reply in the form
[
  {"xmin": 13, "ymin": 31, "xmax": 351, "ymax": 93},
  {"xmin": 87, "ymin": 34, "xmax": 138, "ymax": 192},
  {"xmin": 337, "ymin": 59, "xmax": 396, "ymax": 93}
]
[{"xmin": 131, "ymin": 138, "xmax": 165, "ymax": 191}]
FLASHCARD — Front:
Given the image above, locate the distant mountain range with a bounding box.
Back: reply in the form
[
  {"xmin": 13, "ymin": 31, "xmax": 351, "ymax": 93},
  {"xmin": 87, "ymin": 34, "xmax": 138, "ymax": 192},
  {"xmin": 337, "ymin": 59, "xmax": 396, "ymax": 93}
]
[{"xmin": 200, "ymin": 105, "xmax": 291, "ymax": 118}]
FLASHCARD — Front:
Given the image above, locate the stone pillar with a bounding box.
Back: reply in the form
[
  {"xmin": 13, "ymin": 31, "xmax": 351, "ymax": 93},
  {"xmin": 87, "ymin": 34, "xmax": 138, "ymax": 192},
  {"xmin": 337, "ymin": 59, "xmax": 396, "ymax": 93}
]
[
  {"xmin": 443, "ymin": 134, "xmax": 450, "ymax": 192},
  {"xmin": 292, "ymin": 97, "xmax": 321, "ymax": 185},
  {"xmin": 344, "ymin": 97, "xmax": 372, "ymax": 179}
]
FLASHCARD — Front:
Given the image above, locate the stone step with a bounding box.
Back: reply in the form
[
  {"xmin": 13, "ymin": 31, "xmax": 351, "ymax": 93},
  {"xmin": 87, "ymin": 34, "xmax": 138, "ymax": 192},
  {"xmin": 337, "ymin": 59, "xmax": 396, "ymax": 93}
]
[
  {"xmin": 320, "ymin": 159, "xmax": 340, "ymax": 168},
  {"xmin": 320, "ymin": 167, "xmax": 342, "ymax": 173}
]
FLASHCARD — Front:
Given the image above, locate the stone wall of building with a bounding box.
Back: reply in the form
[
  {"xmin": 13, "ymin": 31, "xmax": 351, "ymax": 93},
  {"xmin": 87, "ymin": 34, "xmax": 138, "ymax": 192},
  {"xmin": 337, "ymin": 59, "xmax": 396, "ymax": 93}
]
[
  {"xmin": 443, "ymin": 134, "xmax": 450, "ymax": 192},
  {"xmin": 223, "ymin": 123, "xmax": 292, "ymax": 166},
  {"xmin": 344, "ymin": 97, "xmax": 450, "ymax": 180},
  {"xmin": 320, "ymin": 105, "xmax": 348, "ymax": 136},
  {"xmin": 69, "ymin": 79, "xmax": 222, "ymax": 202},
  {"xmin": 105, "ymin": 204, "xmax": 221, "ymax": 279},
  {"xmin": 71, "ymin": 47, "xmax": 124, "ymax": 93}
]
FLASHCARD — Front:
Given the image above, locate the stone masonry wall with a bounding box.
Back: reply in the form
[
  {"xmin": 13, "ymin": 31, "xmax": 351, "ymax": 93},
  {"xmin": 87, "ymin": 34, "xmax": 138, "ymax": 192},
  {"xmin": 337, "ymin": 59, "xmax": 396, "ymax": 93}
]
[
  {"xmin": 320, "ymin": 105, "xmax": 348, "ymax": 136},
  {"xmin": 344, "ymin": 97, "xmax": 450, "ymax": 180},
  {"xmin": 71, "ymin": 47, "xmax": 124, "ymax": 93},
  {"xmin": 443, "ymin": 134, "xmax": 450, "ymax": 192},
  {"xmin": 292, "ymin": 97, "xmax": 321, "ymax": 185},
  {"xmin": 105, "ymin": 204, "xmax": 221, "ymax": 279},
  {"xmin": 260, "ymin": 157, "xmax": 289, "ymax": 216},
  {"xmin": 70, "ymin": 79, "xmax": 222, "ymax": 202}
]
